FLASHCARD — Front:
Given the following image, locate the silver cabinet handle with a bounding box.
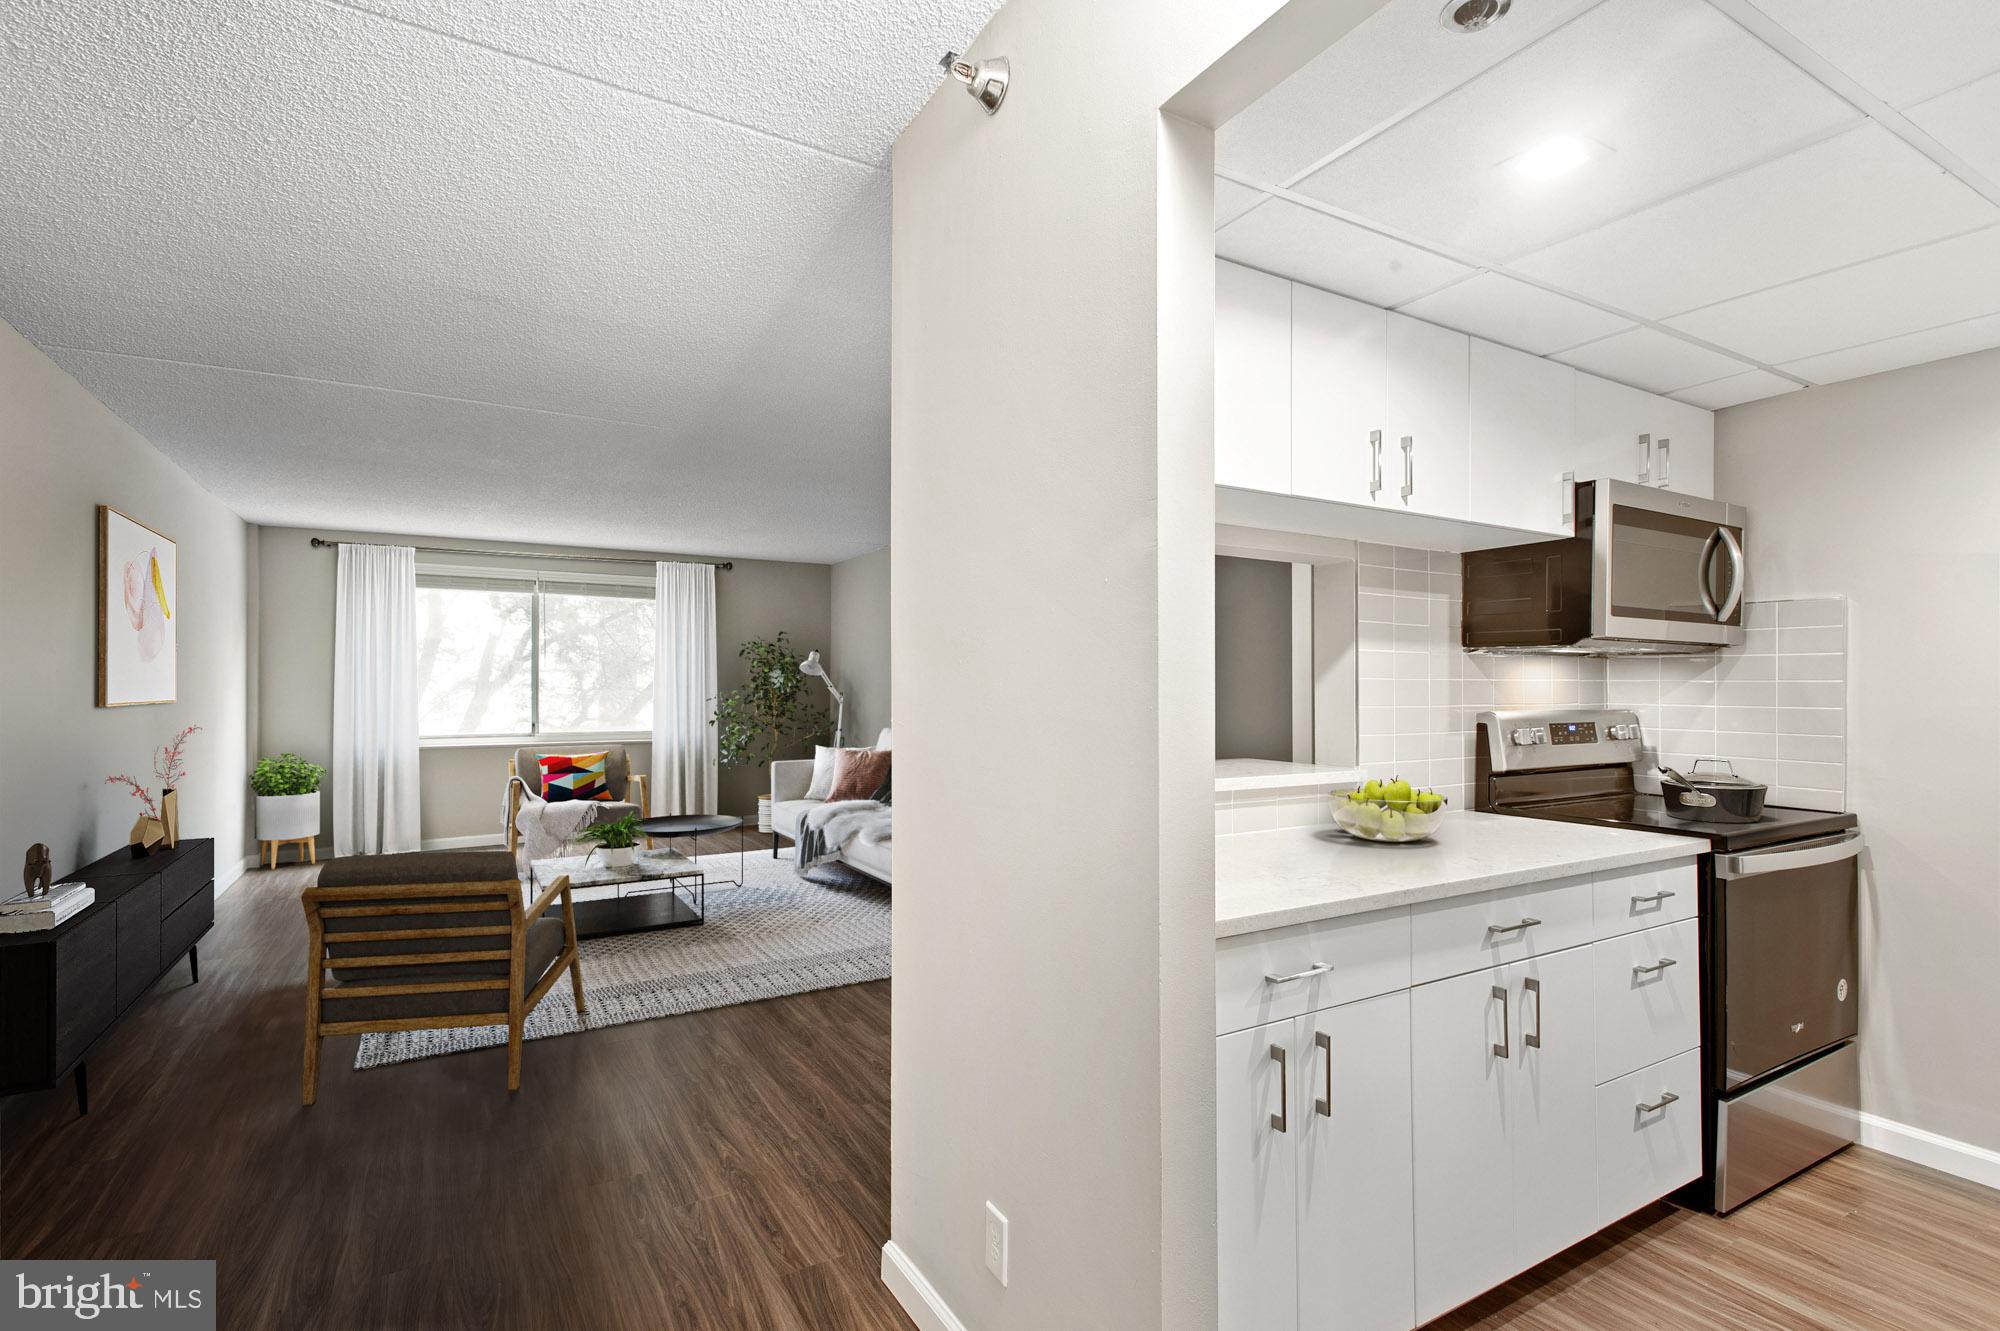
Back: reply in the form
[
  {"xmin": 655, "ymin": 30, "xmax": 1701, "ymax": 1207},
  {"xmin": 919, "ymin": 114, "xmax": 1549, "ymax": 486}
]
[
  {"xmin": 1633, "ymin": 957, "xmax": 1679, "ymax": 977},
  {"xmin": 1560, "ymin": 470, "xmax": 1576, "ymax": 528},
  {"xmin": 1263, "ymin": 962, "xmax": 1331, "ymax": 985},
  {"xmin": 1314, "ymin": 1030, "xmax": 1332, "ymax": 1118},
  {"xmin": 1637, "ymin": 433, "xmax": 1652, "ymax": 484},
  {"xmin": 1631, "ymin": 890, "xmax": 1677, "ymax": 905},
  {"xmin": 1491, "ymin": 985, "xmax": 1509, "ymax": 1059},
  {"xmin": 1523, "ymin": 976, "xmax": 1543, "ymax": 1049},
  {"xmin": 1368, "ymin": 429, "xmax": 1383, "ymax": 497},
  {"xmin": 1269, "ymin": 1044, "xmax": 1288, "ymax": 1133},
  {"xmin": 1400, "ymin": 435, "xmax": 1414, "ymax": 500},
  {"xmin": 1636, "ymin": 1090, "xmax": 1680, "ymax": 1115},
  {"xmin": 1486, "ymin": 917, "xmax": 1542, "ymax": 935},
  {"xmin": 1655, "ymin": 437, "xmax": 1671, "ymax": 487}
]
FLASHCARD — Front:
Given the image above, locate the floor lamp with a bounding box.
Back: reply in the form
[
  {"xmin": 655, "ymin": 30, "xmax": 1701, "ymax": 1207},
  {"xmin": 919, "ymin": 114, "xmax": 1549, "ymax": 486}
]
[{"xmin": 801, "ymin": 650, "xmax": 846, "ymax": 748}]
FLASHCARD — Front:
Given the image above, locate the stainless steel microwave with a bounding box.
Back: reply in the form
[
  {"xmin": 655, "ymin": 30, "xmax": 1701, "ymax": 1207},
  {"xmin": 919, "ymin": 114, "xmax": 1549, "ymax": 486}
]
[{"xmin": 1461, "ymin": 480, "xmax": 1746, "ymax": 654}]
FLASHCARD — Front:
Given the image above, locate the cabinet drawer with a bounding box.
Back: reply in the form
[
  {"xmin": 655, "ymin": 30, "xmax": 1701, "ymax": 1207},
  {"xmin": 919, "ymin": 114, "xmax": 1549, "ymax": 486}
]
[
  {"xmin": 1596, "ymin": 1050, "xmax": 1702, "ymax": 1226},
  {"xmin": 113, "ymin": 877, "xmax": 162, "ymax": 1012},
  {"xmin": 161, "ymin": 845, "xmax": 213, "ymax": 916},
  {"xmin": 1216, "ymin": 909, "xmax": 1410, "ymax": 1036},
  {"xmin": 162, "ymin": 883, "xmax": 213, "ymax": 963},
  {"xmin": 1591, "ymin": 920, "xmax": 1700, "ymax": 1085},
  {"xmin": 1410, "ymin": 876, "xmax": 1593, "ymax": 986},
  {"xmin": 1592, "ymin": 861, "xmax": 1697, "ymax": 939}
]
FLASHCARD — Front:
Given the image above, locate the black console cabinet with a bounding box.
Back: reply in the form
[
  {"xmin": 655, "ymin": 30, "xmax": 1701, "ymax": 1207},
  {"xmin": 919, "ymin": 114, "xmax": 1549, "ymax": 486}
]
[{"xmin": 0, "ymin": 838, "xmax": 215, "ymax": 1114}]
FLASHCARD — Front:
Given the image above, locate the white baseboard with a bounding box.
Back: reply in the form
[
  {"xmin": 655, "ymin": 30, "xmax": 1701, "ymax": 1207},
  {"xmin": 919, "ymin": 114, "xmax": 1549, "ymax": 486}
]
[
  {"xmin": 215, "ymin": 853, "xmax": 258, "ymax": 899},
  {"xmin": 1858, "ymin": 1110, "xmax": 2000, "ymax": 1192},
  {"xmin": 880, "ymin": 1242, "xmax": 968, "ymax": 1331},
  {"xmin": 421, "ymin": 833, "xmax": 506, "ymax": 850}
]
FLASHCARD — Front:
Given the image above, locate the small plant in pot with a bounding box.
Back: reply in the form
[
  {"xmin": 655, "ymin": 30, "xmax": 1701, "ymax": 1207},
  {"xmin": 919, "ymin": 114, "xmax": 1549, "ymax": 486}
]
[
  {"xmin": 574, "ymin": 812, "xmax": 642, "ymax": 869},
  {"xmin": 252, "ymin": 753, "xmax": 326, "ymax": 844}
]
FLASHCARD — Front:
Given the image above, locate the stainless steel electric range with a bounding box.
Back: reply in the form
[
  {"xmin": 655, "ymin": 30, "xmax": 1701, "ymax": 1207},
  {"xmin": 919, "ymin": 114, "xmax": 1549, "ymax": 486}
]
[{"xmin": 1474, "ymin": 707, "xmax": 1863, "ymax": 1213}]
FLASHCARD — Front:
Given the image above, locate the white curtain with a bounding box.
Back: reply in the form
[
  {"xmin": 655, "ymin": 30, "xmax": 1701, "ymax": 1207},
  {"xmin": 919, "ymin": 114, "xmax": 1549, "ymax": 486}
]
[
  {"xmin": 332, "ymin": 543, "xmax": 421, "ymax": 855},
  {"xmin": 653, "ymin": 561, "xmax": 718, "ymax": 815}
]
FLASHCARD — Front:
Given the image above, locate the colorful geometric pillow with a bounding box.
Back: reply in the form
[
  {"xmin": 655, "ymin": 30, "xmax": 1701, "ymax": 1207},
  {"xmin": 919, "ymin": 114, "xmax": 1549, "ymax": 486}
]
[{"xmin": 538, "ymin": 752, "xmax": 610, "ymax": 802}]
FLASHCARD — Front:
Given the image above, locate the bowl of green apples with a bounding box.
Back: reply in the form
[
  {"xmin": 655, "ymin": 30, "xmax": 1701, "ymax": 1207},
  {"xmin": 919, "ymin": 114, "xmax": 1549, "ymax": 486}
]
[{"xmin": 1331, "ymin": 777, "xmax": 1449, "ymax": 844}]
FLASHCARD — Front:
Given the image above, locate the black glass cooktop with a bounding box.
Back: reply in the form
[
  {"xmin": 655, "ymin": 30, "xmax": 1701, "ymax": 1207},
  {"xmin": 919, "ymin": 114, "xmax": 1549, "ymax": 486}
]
[{"xmin": 1502, "ymin": 793, "xmax": 1857, "ymax": 853}]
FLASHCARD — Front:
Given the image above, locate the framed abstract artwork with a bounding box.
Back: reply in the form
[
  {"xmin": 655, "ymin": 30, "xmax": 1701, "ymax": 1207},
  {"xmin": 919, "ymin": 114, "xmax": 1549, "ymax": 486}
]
[{"xmin": 98, "ymin": 505, "xmax": 178, "ymax": 707}]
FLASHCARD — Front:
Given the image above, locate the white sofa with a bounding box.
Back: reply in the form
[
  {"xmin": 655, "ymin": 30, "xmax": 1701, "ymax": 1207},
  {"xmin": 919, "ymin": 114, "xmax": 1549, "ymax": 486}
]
[{"xmin": 769, "ymin": 727, "xmax": 892, "ymax": 884}]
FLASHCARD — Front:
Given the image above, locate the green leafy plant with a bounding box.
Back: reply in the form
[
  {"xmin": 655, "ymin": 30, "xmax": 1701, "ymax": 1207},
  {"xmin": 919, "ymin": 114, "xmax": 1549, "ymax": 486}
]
[
  {"xmin": 251, "ymin": 753, "xmax": 326, "ymax": 797},
  {"xmin": 713, "ymin": 632, "xmax": 829, "ymax": 768},
  {"xmin": 573, "ymin": 811, "xmax": 641, "ymax": 850}
]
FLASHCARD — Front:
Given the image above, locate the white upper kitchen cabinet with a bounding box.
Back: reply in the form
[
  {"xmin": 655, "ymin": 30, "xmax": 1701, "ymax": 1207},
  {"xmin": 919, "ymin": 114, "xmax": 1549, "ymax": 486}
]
[
  {"xmin": 1651, "ymin": 396, "xmax": 1714, "ymax": 497},
  {"xmin": 1466, "ymin": 339, "xmax": 1577, "ymax": 536},
  {"xmin": 1217, "ymin": 260, "xmax": 1293, "ymax": 494},
  {"xmin": 1573, "ymin": 373, "xmax": 1715, "ymax": 499},
  {"xmin": 1384, "ymin": 312, "xmax": 1469, "ymax": 519},
  {"xmin": 1291, "ymin": 283, "xmax": 1388, "ymax": 506}
]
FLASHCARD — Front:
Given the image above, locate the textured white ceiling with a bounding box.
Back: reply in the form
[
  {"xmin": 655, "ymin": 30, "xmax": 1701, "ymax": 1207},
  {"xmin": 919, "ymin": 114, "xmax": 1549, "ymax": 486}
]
[
  {"xmin": 0, "ymin": 0, "xmax": 1001, "ymax": 561},
  {"xmin": 1217, "ymin": 0, "xmax": 2000, "ymax": 408}
]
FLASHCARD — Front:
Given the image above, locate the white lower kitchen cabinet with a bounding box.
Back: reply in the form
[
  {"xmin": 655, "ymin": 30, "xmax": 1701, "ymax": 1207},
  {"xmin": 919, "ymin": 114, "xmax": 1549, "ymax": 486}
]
[{"xmin": 1221, "ymin": 857, "xmax": 1701, "ymax": 1331}]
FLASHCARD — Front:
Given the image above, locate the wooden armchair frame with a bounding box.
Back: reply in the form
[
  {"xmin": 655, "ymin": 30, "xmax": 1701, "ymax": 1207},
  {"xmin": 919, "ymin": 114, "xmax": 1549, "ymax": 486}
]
[{"xmin": 300, "ymin": 871, "xmax": 583, "ymax": 1103}]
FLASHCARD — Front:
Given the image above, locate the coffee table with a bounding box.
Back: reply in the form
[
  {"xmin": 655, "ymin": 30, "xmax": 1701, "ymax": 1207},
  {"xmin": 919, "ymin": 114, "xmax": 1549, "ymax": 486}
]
[
  {"xmin": 529, "ymin": 846, "xmax": 705, "ymax": 939},
  {"xmin": 636, "ymin": 813, "xmax": 746, "ymax": 888}
]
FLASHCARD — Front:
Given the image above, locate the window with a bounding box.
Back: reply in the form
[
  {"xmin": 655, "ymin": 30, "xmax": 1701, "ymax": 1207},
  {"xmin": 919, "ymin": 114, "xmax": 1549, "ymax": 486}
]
[{"xmin": 415, "ymin": 570, "xmax": 655, "ymax": 739}]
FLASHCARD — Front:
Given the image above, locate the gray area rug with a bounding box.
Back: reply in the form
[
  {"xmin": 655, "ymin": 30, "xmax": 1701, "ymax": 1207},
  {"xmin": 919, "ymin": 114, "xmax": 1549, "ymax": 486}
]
[{"xmin": 352, "ymin": 850, "xmax": 890, "ymax": 1070}]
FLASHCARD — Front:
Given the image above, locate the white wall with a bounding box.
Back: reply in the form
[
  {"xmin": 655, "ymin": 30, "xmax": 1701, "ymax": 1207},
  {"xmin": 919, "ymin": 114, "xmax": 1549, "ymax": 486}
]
[
  {"xmin": 888, "ymin": 2, "xmax": 1390, "ymax": 1328},
  {"xmin": 0, "ymin": 318, "xmax": 254, "ymax": 877},
  {"xmin": 1718, "ymin": 346, "xmax": 2000, "ymax": 1156},
  {"xmin": 831, "ymin": 546, "xmax": 891, "ymax": 744}
]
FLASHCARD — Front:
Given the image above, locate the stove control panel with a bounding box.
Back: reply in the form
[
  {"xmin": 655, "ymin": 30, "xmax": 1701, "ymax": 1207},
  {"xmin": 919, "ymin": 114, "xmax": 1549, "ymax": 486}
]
[
  {"xmin": 1477, "ymin": 709, "xmax": 1647, "ymax": 775},
  {"xmin": 1508, "ymin": 727, "xmax": 1547, "ymax": 746},
  {"xmin": 1548, "ymin": 721, "xmax": 1598, "ymax": 746}
]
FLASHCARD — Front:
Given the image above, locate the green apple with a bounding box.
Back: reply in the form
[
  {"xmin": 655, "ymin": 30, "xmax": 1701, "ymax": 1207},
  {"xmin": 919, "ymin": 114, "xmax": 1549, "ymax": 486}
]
[
  {"xmin": 1352, "ymin": 803, "xmax": 1384, "ymax": 837},
  {"xmin": 1379, "ymin": 808, "xmax": 1407, "ymax": 840},
  {"xmin": 1361, "ymin": 777, "xmax": 1386, "ymax": 801},
  {"xmin": 1384, "ymin": 776, "xmax": 1413, "ymax": 811},
  {"xmin": 1414, "ymin": 790, "xmax": 1444, "ymax": 814}
]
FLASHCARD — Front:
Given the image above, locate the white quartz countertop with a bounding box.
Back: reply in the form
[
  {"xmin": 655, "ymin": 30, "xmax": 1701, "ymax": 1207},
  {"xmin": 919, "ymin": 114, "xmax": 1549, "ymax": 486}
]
[
  {"xmin": 1215, "ymin": 760, "xmax": 1364, "ymax": 793},
  {"xmin": 1216, "ymin": 812, "xmax": 1698, "ymax": 937}
]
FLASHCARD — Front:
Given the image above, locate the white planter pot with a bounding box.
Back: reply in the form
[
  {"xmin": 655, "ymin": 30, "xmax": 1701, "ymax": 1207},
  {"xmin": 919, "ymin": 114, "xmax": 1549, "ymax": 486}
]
[
  {"xmin": 255, "ymin": 792, "xmax": 320, "ymax": 841},
  {"xmin": 595, "ymin": 845, "xmax": 638, "ymax": 869}
]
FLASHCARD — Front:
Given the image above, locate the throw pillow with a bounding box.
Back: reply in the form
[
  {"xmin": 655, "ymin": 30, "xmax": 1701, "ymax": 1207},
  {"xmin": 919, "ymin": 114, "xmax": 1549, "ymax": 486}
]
[
  {"xmin": 806, "ymin": 745, "xmax": 872, "ymax": 801},
  {"xmin": 539, "ymin": 752, "xmax": 611, "ymax": 802},
  {"xmin": 827, "ymin": 748, "xmax": 893, "ymax": 803}
]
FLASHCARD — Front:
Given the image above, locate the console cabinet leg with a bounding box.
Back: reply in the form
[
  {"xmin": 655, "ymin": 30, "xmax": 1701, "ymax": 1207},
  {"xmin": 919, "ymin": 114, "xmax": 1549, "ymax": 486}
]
[
  {"xmin": 189, "ymin": 945, "xmax": 200, "ymax": 984},
  {"xmin": 74, "ymin": 1063, "xmax": 88, "ymax": 1117}
]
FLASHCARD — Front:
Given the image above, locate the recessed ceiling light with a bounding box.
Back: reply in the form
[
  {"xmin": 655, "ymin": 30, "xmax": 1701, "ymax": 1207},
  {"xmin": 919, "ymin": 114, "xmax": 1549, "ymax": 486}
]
[
  {"xmin": 1506, "ymin": 134, "xmax": 1606, "ymax": 181},
  {"xmin": 1440, "ymin": 0, "xmax": 1511, "ymax": 33}
]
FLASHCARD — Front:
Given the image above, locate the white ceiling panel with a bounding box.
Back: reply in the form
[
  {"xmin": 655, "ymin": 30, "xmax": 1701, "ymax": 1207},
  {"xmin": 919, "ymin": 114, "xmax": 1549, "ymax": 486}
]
[
  {"xmin": 1511, "ymin": 123, "xmax": 1998, "ymax": 318},
  {"xmin": 1215, "ymin": 177, "xmax": 1269, "ymax": 228},
  {"xmin": 344, "ymin": 0, "xmax": 1001, "ymax": 165},
  {"xmin": 1216, "ymin": 198, "xmax": 1474, "ymax": 309},
  {"xmin": 1670, "ymin": 369, "xmax": 1800, "ymax": 410},
  {"xmin": 1555, "ymin": 325, "xmax": 1756, "ymax": 393},
  {"xmin": 1395, "ymin": 271, "xmax": 1632, "ymax": 355},
  {"xmin": 1666, "ymin": 225, "xmax": 2000, "ymax": 366},
  {"xmin": 1739, "ymin": 0, "xmax": 2000, "ymax": 109},
  {"xmin": 1215, "ymin": 0, "xmax": 1601, "ymax": 187},
  {"xmin": 1905, "ymin": 71, "xmax": 2000, "ymax": 191},
  {"xmin": 1289, "ymin": 0, "xmax": 1860, "ymax": 262},
  {"xmin": 1779, "ymin": 311, "xmax": 2000, "ymax": 386}
]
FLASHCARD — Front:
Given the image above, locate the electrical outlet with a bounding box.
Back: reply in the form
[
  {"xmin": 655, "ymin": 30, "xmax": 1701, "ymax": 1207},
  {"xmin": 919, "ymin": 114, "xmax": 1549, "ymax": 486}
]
[{"xmin": 984, "ymin": 1202, "xmax": 1009, "ymax": 1286}]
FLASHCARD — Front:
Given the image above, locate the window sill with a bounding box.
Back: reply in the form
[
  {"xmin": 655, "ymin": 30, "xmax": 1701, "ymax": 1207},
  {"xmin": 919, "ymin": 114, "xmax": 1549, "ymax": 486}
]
[{"xmin": 420, "ymin": 732, "xmax": 652, "ymax": 751}]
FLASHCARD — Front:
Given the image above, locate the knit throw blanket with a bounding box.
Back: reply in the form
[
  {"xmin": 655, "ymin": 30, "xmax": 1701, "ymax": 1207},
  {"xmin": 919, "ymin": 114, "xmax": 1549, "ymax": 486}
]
[
  {"xmin": 795, "ymin": 800, "xmax": 892, "ymax": 877},
  {"xmin": 505, "ymin": 775, "xmax": 604, "ymax": 863}
]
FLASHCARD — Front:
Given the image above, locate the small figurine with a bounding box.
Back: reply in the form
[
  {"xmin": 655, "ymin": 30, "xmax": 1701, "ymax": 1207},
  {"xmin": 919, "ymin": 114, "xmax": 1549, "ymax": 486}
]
[{"xmin": 23, "ymin": 843, "xmax": 53, "ymax": 898}]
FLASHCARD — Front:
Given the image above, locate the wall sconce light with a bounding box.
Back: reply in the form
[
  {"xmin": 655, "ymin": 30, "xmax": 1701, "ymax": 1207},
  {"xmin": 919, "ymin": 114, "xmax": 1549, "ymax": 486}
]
[{"xmin": 939, "ymin": 50, "xmax": 1009, "ymax": 115}]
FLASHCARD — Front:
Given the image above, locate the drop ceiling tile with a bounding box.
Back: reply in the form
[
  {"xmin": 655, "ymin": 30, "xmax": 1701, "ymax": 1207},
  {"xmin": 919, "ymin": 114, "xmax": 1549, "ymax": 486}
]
[
  {"xmin": 1666, "ymin": 226, "xmax": 2000, "ymax": 365},
  {"xmin": 1396, "ymin": 271, "xmax": 1632, "ymax": 355},
  {"xmin": 1779, "ymin": 312, "xmax": 2000, "ymax": 385},
  {"xmin": 1291, "ymin": 0, "xmax": 1860, "ymax": 261},
  {"xmin": 1215, "ymin": 177, "xmax": 1269, "ymax": 228},
  {"xmin": 1555, "ymin": 326, "xmax": 1756, "ymax": 393},
  {"xmin": 1740, "ymin": 0, "xmax": 2000, "ymax": 109},
  {"xmin": 1511, "ymin": 123, "xmax": 1999, "ymax": 318},
  {"xmin": 1906, "ymin": 70, "xmax": 2000, "ymax": 190},
  {"xmin": 1216, "ymin": 0, "xmax": 1600, "ymax": 186},
  {"xmin": 1670, "ymin": 370, "xmax": 1801, "ymax": 410},
  {"xmin": 1216, "ymin": 198, "xmax": 1474, "ymax": 308}
]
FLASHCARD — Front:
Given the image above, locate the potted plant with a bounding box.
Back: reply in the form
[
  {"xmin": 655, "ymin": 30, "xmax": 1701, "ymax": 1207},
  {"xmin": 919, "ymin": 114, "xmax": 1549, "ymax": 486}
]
[
  {"xmin": 252, "ymin": 753, "xmax": 326, "ymax": 844},
  {"xmin": 574, "ymin": 811, "xmax": 642, "ymax": 869},
  {"xmin": 713, "ymin": 632, "xmax": 830, "ymax": 771}
]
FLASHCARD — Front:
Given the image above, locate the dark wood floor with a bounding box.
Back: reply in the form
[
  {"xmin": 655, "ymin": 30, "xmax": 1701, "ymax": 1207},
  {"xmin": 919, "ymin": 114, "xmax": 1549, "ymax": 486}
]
[
  {"xmin": 1, "ymin": 831, "xmax": 915, "ymax": 1331},
  {"xmin": 9, "ymin": 833, "xmax": 1999, "ymax": 1330}
]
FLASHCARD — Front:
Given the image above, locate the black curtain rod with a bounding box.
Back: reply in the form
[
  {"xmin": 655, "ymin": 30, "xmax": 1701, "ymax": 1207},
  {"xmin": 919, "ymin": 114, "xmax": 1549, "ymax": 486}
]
[{"xmin": 307, "ymin": 537, "xmax": 731, "ymax": 571}]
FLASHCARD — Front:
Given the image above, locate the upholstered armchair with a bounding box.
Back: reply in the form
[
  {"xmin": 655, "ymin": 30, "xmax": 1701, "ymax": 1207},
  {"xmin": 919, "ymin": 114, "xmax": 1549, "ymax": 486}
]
[{"xmin": 504, "ymin": 745, "xmax": 649, "ymax": 853}]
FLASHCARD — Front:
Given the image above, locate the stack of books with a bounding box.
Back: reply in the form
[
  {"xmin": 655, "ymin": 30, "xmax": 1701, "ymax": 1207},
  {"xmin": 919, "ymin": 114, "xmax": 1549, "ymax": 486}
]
[{"xmin": 0, "ymin": 882, "xmax": 96, "ymax": 933}]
